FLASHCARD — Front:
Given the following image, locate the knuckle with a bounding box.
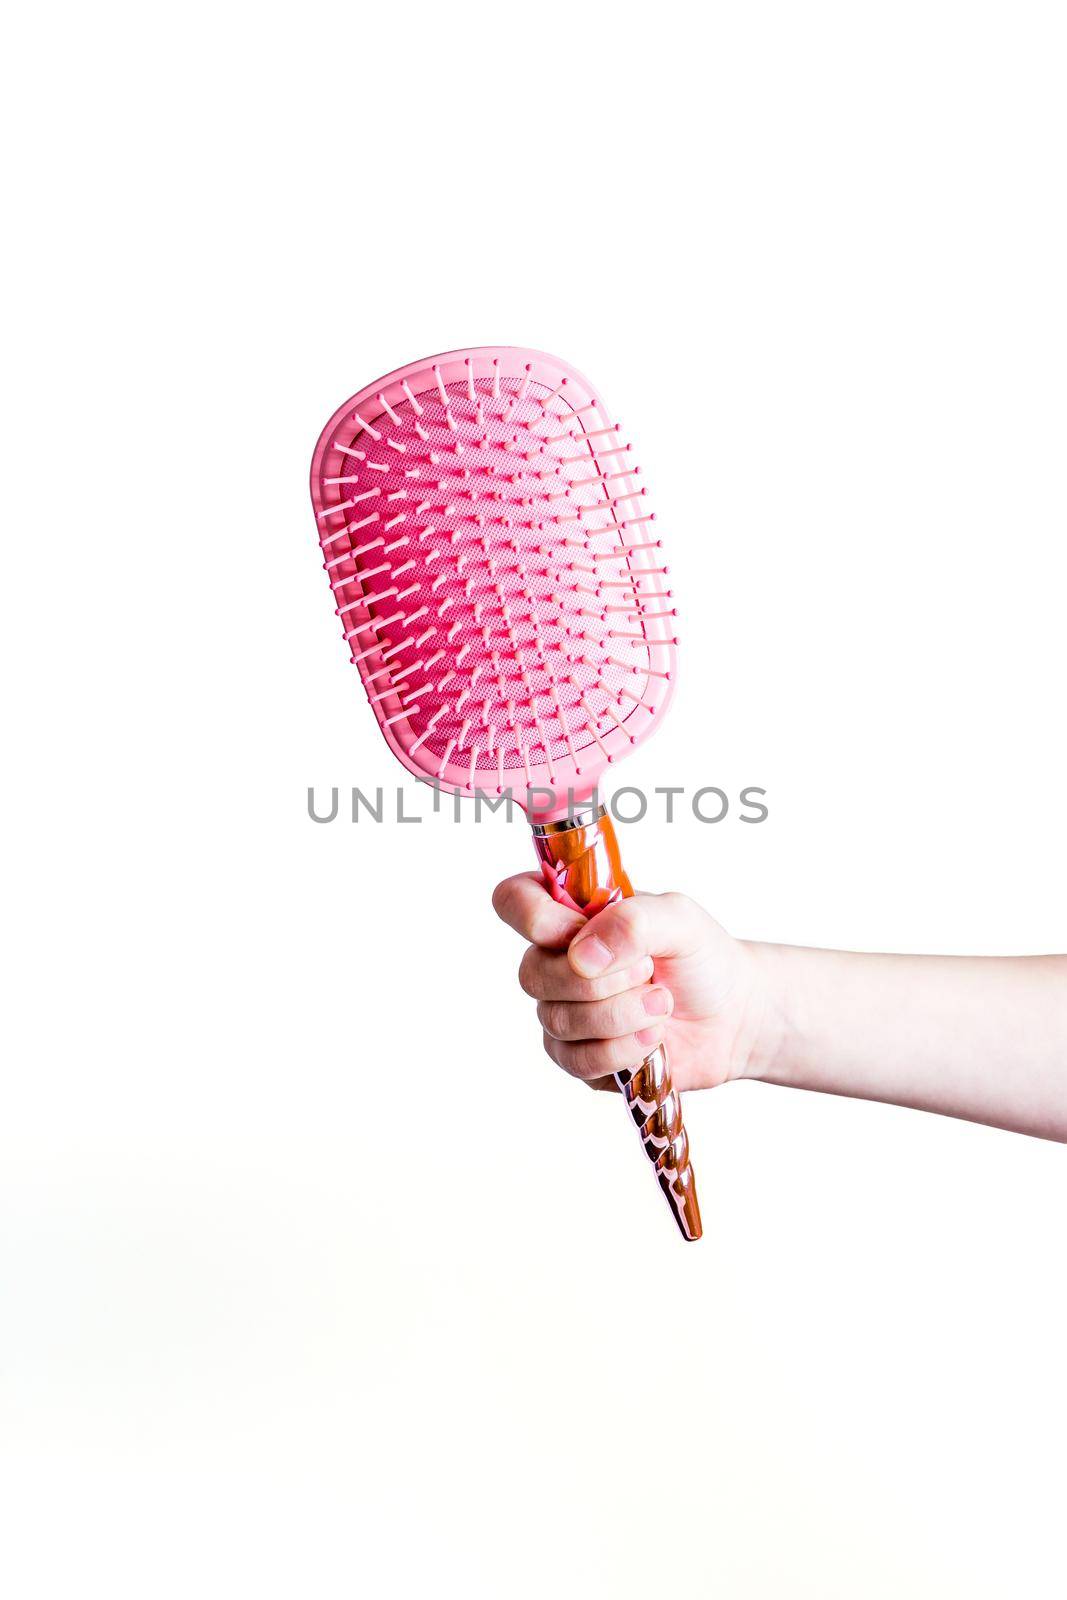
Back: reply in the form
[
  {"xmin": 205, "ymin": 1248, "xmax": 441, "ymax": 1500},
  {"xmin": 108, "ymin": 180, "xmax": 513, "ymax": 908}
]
[
  {"xmin": 579, "ymin": 971, "xmax": 613, "ymax": 1000},
  {"xmin": 584, "ymin": 997, "xmax": 619, "ymax": 1036},
  {"xmin": 605, "ymin": 994, "xmax": 634, "ymax": 1035},
  {"xmin": 605, "ymin": 1033, "xmax": 633, "ymax": 1069},
  {"xmin": 517, "ymin": 949, "xmax": 541, "ymax": 997},
  {"xmin": 571, "ymin": 1039, "xmax": 614, "ymax": 1079},
  {"xmin": 536, "ymin": 1000, "xmax": 567, "ymax": 1040},
  {"xmin": 659, "ymin": 890, "xmax": 697, "ymax": 923},
  {"xmin": 551, "ymin": 1041, "xmax": 581, "ymax": 1076},
  {"xmin": 529, "ymin": 906, "xmax": 557, "ymax": 945},
  {"xmin": 617, "ymin": 897, "xmax": 648, "ymax": 950},
  {"xmin": 632, "ymin": 956, "xmax": 656, "ymax": 986},
  {"xmin": 553, "ymin": 1039, "xmax": 587, "ymax": 1078},
  {"xmin": 492, "ymin": 878, "xmax": 518, "ymax": 922},
  {"xmin": 658, "ymin": 890, "xmax": 689, "ymax": 911},
  {"xmin": 532, "ymin": 898, "xmax": 582, "ymax": 948}
]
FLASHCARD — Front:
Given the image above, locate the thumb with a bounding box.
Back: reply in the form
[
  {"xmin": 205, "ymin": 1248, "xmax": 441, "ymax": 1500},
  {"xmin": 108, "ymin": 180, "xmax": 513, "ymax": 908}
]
[{"xmin": 568, "ymin": 892, "xmax": 712, "ymax": 978}]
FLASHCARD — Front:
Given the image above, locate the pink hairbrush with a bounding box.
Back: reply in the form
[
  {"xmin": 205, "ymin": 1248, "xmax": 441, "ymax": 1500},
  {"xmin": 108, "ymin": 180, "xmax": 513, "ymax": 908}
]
[{"xmin": 309, "ymin": 347, "xmax": 701, "ymax": 1240}]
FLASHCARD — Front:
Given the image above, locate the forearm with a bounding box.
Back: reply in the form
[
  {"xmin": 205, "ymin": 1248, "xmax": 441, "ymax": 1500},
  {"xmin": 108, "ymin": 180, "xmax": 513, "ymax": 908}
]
[{"xmin": 747, "ymin": 946, "xmax": 1067, "ymax": 1141}]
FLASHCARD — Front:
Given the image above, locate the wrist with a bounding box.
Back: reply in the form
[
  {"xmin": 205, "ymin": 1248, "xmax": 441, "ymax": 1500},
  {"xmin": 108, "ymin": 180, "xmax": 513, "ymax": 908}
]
[{"xmin": 735, "ymin": 941, "xmax": 801, "ymax": 1084}]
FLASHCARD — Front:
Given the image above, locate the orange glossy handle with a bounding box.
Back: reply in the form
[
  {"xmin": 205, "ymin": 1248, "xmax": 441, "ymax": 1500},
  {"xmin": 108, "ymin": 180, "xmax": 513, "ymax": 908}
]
[{"xmin": 531, "ymin": 807, "xmax": 703, "ymax": 1242}]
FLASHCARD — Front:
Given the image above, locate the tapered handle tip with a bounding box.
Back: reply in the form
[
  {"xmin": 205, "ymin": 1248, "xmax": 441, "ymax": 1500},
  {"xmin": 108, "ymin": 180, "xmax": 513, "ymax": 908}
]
[{"xmin": 660, "ymin": 1164, "xmax": 703, "ymax": 1241}]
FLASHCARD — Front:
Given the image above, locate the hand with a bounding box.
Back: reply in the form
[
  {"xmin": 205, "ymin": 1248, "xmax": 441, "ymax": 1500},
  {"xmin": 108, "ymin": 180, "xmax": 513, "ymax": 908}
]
[
  {"xmin": 491, "ymin": 874, "xmax": 777, "ymax": 1092},
  {"xmin": 495, "ymin": 876, "xmax": 1067, "ymax": 1137}
]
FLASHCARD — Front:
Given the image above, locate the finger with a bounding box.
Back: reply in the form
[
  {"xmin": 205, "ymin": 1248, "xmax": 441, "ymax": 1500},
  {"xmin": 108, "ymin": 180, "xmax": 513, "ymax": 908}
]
[
  {"xmin": 542, "ymin": 1022, "xmax": 668, "ymax": 1082},
  {"xmin": 568, "ymin": 891, "xmax": 711, "ymax": 978},
  {"xmin": 518, "ymin": 946, "xmax": 654, "ymax": 1002},
  {"xmin": 537, "ymin": 983, "xmax": 674, "ymax": 1042},
  {"xmin": 492, "ymin": 873, "xmax": 586, "ymax": 949}
]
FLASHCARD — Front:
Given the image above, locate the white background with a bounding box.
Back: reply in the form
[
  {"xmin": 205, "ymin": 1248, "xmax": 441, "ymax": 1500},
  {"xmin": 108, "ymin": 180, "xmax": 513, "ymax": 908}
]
[{"xmin": 4, "ymin": 3, "xmax": 1066, "ymax": 1596}]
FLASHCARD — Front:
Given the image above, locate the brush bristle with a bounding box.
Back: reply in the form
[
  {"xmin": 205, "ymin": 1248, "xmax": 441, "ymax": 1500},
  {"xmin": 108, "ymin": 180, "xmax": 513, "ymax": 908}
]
[{"xmin": 313, "ymin": 354, "xmax": 677, "ymax": 794}]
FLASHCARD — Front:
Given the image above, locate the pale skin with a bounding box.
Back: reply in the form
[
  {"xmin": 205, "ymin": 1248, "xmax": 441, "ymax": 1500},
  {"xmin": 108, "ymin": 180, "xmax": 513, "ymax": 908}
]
[{"xmin": 492, "ymin": 876, "xmax": 1067, "ymax": 1142}]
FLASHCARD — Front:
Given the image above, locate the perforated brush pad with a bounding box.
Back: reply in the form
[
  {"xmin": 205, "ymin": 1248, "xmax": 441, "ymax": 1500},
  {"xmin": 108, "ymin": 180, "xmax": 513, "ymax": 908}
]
[{"xmin": 310, "ymin": 348, "xmax": 678, "ymax": 805}]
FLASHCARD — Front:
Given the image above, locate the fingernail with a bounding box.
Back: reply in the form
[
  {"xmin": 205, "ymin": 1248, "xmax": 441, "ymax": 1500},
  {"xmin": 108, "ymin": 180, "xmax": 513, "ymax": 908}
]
[
  {"xmin": 643, "ymin": 987, "xmax": 670, "ymax": 1017},
  {"xmin": 571, "ymin": 935, "xmax": 613, "ymax": 976},
  {"xmin": 635, "ymin": 1025, "xmax": 662, "ymax": 1048}
]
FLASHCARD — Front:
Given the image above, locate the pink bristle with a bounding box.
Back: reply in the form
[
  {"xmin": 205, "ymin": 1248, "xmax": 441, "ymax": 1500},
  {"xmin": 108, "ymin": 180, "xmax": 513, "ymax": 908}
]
[{"xmin": 351, "ymin": 411, "xmax": 381, "ymax": 441}]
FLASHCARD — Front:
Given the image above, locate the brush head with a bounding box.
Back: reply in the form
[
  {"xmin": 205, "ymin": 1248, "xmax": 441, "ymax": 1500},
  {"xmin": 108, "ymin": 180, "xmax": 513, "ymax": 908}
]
[{"xmin": 310, "ymin": 348, "xmax": 677, "ymax": 821}]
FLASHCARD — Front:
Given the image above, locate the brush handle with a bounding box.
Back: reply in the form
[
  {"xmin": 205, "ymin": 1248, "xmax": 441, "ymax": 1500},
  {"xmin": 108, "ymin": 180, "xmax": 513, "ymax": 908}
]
[{"xmin": 530, "ymin": 808, "xmax": 703, "ymax": 1242}]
